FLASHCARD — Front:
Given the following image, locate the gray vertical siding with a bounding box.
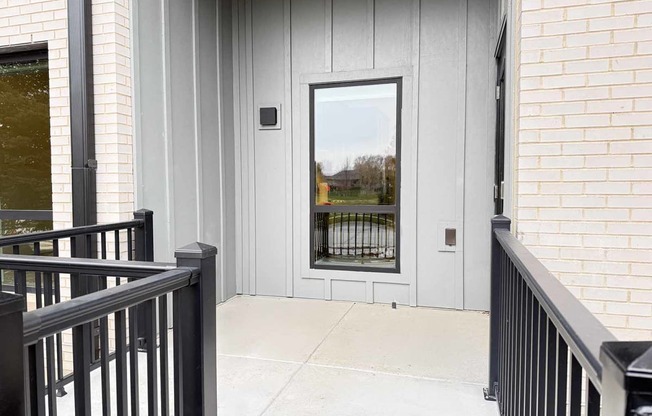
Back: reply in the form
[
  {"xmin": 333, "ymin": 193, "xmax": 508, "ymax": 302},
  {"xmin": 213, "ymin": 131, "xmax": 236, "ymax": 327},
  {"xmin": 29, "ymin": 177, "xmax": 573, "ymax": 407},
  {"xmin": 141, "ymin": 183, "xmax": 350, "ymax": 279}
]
[
  {"xmin": 132, "ymin": 0, "xmax": 235, "ymax": 303},
  {"xmin": 132, "ymin": 0, "xmax": 501, "ymax": 310}
]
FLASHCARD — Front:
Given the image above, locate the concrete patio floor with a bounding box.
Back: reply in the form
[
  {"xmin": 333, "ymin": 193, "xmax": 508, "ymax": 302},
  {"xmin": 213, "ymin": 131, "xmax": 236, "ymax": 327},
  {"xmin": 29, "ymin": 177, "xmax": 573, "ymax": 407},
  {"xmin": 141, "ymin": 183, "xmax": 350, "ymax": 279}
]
[
  {"xmin": 56, "ymin": 295, "xmax": 499, "ymax": 415},
  {"xmin": 218, "ymin": 295, "xmax": 499, "ymax": 416}
]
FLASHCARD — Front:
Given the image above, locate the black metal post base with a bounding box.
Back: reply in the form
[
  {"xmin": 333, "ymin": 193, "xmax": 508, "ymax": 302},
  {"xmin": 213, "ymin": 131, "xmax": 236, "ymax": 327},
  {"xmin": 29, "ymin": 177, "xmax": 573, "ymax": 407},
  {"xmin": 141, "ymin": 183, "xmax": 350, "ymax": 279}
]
[{"xmin": 483, "ymin": 387, "xmax": 497, "ymax": 402}]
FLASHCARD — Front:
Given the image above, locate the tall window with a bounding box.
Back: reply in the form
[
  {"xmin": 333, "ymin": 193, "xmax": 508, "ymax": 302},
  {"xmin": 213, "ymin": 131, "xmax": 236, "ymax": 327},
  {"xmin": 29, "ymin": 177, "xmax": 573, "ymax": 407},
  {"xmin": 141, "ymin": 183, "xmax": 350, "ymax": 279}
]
[
  {"xmin": 310, "ymin": 78, "xmax": 401, "ymax": 272},
  {"xmin": 0, "ymin": 49, "xmax": 53, "ymax": 237}
]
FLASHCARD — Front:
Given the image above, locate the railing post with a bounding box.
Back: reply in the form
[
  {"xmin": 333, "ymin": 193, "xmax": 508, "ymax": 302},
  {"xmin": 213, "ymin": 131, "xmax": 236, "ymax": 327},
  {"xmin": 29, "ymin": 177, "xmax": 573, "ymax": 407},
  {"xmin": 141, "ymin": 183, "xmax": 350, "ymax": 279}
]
[
  {"xmin": 134, "ymin": 209, "xmax": 154, "ymax": 262},
  {"xmin": 601, "ymin": 341, "xmax": 652, "ymax": 415},
  {"xmin": 174, "ymin": 242, "xmax": 217, "ymax": 416},
  {"xmin": 134, "ymin": 209, "xmax": 154, "ymax": 349},
  {"xmin": 0, "ymin": 293, "xmax": 26, "ymax": 415},
  {"xmin": 484, "ymin": 215, "xmax": 511, "ymax": 401}
]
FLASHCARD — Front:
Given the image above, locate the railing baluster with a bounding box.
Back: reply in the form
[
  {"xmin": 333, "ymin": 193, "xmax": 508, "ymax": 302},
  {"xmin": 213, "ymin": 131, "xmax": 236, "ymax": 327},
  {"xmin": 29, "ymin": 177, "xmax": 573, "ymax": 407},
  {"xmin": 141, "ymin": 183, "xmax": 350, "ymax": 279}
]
[
  {"xmin": 52, "ymin": 239, "xmax": 65, "ymax": 395},
  {"xmin": 43, "ymin": 272, "xmax": 57, "ymax": 416},
  {"xmin": 159, "ymin": 295, "xmax": 170, "ymax": 416},
  {"xmin": 526, "ymin": 293, "xmax": 535, "ymax": 416},
  {"xmin": 586, "ymin": 378, "xmax": 600, "ymax": 416},
  {"xmin": 101, "ymin": 232, "xmax": 107, "ymax": 260},
  {"xmin": 129, "ymin": 304, "xmax": 140, "ymax": 415},
  {"xmin": 146, "ymin": 299, "xmax": 159, "ymax": 415},
  {"xmin": 34, "ymin": 242, "xmax": 43, "ymax": 309},
  {"xmin": 506, "ymin": 262, "xmax": 514, "ymax": 415},
  {"xmin": 127, "ymin": 228, "xmax": 133, "ymax": 261},
  {"xmin": 99, "ymin": 275, "xmax": 111, "ymax": 416},
  {"xmin": 115, "ymin": 308, "xmax": 128, "ymax": 416},
  {"xmin": 520, "ymin": 272, "xmax": 528, "ymax": 415},
  {"xmin": 512, "ymin": 266, "xmax": 522, "ymax": 416},
  {"xmin": 339, "ymin": 212, "xmax": 343, "ymax": 256},
  {"xmin": 12, "ymin": 245, "xmax": 26, "ymax": 310},
  {"xmin": 546, "ymin": 320, "xmax": 558, "ymax": 416},
  {"xmin": 115, "ymin": 230, "xmax": 121, "ymax": 260},
  {"xmin": 522, "ymin": 285, "xmax": 533, "ymax": 414},
  {"xmin": 347, "ymin": 213, "xmax": 351, "ymax": 256},
  {"xmin": 503, "ymin": 259, "xmax": 512, "ymax": 414},
  {"xmin": 354, "ymin": 213, "xmax": 358, "ymax": 259},
  {"xmin": 537, "ymin": 307, "xmax": 546, "ymax": 416},
  {"xmin": 569, "ymin": 354, "xmax": 581, "ymax": 416},
  {"xmin": 529, "ymin": 299, "xmax": 541, "ymax": 415},
  {"xmin": 556, "ymin": 336, "xmax": 568, "ymax": 416},
  {"xmin": 368, "ymin": 213, "xmax": 372, "ymax": 257},
  {"xmin": 27, "ymin": 341, "xmax": 46, "ymax": 415}
]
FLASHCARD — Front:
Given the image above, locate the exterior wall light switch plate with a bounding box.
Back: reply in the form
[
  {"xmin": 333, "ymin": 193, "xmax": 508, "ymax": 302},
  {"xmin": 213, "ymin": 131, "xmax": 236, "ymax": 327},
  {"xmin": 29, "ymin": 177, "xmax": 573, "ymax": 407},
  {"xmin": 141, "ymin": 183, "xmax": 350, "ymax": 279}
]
[
  {"xmin": 437, "ymin": 221, "xmax": 460, "ymax": 252},
  {"xmin": 258, "ymin": 104, "xmax": 282, "ymax": 130}
]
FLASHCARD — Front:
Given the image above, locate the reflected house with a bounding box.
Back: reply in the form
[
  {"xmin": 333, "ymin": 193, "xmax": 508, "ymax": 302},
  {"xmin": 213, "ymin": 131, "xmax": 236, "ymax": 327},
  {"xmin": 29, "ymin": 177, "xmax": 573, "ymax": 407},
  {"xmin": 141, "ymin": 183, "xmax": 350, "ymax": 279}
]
[{"xmin": 324, "ymin": 169, "xmax": 360, "ymax": 190}]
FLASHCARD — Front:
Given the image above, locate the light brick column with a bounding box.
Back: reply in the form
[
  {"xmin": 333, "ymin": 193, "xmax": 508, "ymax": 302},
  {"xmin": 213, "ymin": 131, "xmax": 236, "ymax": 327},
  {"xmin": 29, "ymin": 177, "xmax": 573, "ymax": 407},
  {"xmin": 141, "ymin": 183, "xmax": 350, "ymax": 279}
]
[{"xmin": 516, "ymin": 0, "xmax": 652, "ymax": 340}]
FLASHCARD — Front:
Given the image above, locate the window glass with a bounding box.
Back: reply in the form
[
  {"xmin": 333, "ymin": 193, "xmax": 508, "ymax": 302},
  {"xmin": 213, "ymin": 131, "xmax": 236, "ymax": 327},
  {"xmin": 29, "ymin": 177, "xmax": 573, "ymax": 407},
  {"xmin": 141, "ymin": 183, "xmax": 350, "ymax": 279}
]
[
  {"xmin": 314, "ymin": 83, "xmax": 397, "ymax": 206},
  {"xmin": 0, "ymin": 54, "xmax": 53, "ymax": 236},
  {"xmin": 311, "ymin": 80, "xmax": 400, "ymax": 272}
]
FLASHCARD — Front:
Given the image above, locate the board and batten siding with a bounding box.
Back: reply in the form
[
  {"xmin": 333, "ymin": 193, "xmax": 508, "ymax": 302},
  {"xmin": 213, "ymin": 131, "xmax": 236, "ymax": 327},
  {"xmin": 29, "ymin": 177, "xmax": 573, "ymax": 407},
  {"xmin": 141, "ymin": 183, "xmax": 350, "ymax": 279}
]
[
  {"xmin": 232, "ymin": 0, "xmax": 499, "ymax": 309},
  {"xmin": 131, "ymin": 0, "xmax": 236, "ymax": 302}
]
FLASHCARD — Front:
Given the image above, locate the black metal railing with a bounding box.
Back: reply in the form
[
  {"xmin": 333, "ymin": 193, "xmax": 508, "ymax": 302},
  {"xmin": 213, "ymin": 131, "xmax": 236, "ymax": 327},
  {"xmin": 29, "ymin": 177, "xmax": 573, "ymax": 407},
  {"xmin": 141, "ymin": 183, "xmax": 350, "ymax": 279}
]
[
  {"xmin": 314, "ymin": 212, "xmax": 396, "ymax": 262},
  {"xmin": 485, "ymin": 215, "xmax": 652, "ymax": 415},
  {"xmin": 0, "ymin": 209, "xmax": 154, "ymax": 396},
  {"xmin": 0, "ymin": 241, "xmax": 217, "ymax": 416}
]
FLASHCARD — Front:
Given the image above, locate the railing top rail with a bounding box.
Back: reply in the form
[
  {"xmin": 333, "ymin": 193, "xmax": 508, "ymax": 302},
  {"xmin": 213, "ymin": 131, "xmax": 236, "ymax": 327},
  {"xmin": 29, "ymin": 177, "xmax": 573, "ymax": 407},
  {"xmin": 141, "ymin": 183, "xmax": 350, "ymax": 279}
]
[
  {"xmin": 23, "ymin": 268, "xmax": 195, "ymax": 345},
  {"xmin": 0, "ymin": 219, "xmax": 144, "ymax": 247},
  {"xmin": 0, "ymin": 253, "xmax": 176, "ymax": 278},
  {"xmin": 494, "ymin": 228, "xmax": 617, "ymax": 391}
]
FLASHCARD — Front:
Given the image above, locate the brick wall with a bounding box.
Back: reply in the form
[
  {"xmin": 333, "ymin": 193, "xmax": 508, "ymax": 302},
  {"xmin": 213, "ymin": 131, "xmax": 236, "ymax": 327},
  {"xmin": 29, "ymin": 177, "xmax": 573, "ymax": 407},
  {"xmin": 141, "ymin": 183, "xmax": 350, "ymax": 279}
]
[{"xmin": 516, "ymin": 0, "xmax": 652, "ymax": 340}]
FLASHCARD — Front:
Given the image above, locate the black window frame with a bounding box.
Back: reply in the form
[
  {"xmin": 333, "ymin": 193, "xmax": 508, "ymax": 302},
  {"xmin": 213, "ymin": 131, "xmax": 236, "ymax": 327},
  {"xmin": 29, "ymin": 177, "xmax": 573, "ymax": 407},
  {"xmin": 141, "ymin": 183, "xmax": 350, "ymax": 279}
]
[{"xmin": 309, "ymin": 77, "xmax": 402, "ymax": 273}]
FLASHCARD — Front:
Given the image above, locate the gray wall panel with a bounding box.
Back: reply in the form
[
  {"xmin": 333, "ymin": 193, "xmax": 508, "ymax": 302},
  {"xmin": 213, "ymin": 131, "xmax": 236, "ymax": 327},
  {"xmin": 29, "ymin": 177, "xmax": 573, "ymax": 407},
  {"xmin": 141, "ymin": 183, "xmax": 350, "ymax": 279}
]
[
  {"xmin": 416, "ymin": 0, "xmax": 464, "ymax": 309},
  {"xmin": 252, "ymin": 0, "xmax": 287, "ymax": 296},
  {"xmin": 332, "ymin": 0, "xmax": 373, "ymax": 71},
  {"xmin": 220, "ymin": 0, "xmax": 238, "ymax": 300},
  {"xmin": 133, "ymin": 0, "xmax": 232, "ymax": 303},
  {"xmin": 169, "ymin": 0, "xmax": 199, "ymax": 249},
  {"xmin": 289, "ymin": 0, "xmax": 327, "ymax": 299},
  {"xmin": 463, "ymin": 0, "xmax": 498, "ymax": 311},
  {"xmin": 374, "ymin": 0, "xmax": 412, "ymax": 69}
]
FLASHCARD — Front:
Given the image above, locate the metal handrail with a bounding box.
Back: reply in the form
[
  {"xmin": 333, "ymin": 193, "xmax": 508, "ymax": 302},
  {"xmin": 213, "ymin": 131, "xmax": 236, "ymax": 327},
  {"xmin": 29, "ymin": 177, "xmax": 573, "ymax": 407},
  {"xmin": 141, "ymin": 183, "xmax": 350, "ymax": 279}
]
[
  {"xmin": 23, "ymin": 268, "xmax": 195, "ymax": 345},
  {"xmin": 0, "ymin": 253, "xmax": 175, "ymax": 278},
  {"xmin": 0, "ymin": 219, "xmax": 144, "ymax": 247},
  {"xmin": 494, "ymin": 228, "xmax": 616, "ymax": 391}
]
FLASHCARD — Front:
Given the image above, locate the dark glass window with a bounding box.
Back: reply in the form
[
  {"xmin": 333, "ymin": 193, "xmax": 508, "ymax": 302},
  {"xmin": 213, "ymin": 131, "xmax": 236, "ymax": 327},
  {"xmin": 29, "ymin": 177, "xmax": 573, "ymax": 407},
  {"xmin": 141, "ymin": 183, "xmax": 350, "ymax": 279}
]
[
  {"xmin": 0, "ymin": 49, "xmax": 53, "ymax": 237},
  {"xmin": 310, "ymin": 79, "xmax": 401, "ymax": 272}
]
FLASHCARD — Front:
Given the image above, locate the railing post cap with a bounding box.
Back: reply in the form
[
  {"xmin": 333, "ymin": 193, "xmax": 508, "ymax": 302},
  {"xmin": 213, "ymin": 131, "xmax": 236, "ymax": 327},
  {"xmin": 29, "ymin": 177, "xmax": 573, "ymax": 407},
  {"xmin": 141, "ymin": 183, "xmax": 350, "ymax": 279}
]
[
  {"xmin": 492, "ymin": 215, "xmax": 511, "ymax": 226},
  {"xmin": 0, "ymin": 293, "xmax": 24, "ymax": 316},
  {"xmin": 174, "ymin": 242, "xmax": 218, "ymax": 259},
  {"xmin": 134, "ymin": 208, "xmax": 153, "ymax": 216}
]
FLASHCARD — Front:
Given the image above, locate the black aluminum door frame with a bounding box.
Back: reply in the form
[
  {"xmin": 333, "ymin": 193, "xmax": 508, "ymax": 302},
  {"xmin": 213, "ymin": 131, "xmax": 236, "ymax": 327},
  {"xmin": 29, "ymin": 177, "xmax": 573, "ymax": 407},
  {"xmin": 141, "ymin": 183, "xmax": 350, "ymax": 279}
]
[{"xmin": 494, "ymin": 18, "xmax": 507, "ymax": 215}]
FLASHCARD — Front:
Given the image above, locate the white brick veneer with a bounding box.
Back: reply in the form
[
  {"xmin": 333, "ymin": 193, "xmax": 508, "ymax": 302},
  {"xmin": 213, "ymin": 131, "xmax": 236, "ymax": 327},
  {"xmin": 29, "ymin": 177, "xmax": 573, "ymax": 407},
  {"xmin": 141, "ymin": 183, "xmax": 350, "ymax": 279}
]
[{"xmin": 516, "ymin": 0, "xmax": 652, "ymax": 340}]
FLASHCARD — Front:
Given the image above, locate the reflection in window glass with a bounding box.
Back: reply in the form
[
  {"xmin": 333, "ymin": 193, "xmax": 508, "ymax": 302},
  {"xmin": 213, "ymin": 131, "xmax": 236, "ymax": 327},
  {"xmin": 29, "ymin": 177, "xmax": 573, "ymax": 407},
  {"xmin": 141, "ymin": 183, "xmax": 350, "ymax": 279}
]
[
  {"xmin": 314, "ymin": 83, "xmax": 397, "ymax": 206},
  {"xmin": 0, "ymin": 54, "xmax": 53, "ymax": 235},
  {"xmin": 311, "ymin": 80, "xmax": 400, "ymax": 272}
]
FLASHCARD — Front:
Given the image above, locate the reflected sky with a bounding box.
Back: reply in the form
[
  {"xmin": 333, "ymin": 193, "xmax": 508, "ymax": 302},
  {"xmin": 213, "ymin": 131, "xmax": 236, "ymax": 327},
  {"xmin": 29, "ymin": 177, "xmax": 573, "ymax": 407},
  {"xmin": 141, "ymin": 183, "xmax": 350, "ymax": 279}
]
[{"xmin": 314, "ymin": 83, "xmax": 397, "ymax": 176}]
